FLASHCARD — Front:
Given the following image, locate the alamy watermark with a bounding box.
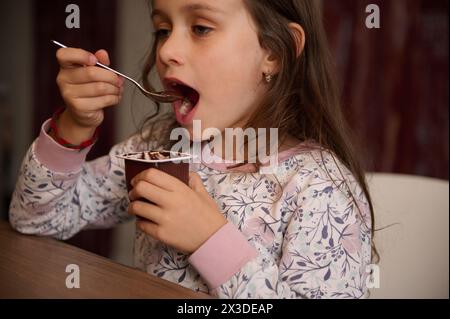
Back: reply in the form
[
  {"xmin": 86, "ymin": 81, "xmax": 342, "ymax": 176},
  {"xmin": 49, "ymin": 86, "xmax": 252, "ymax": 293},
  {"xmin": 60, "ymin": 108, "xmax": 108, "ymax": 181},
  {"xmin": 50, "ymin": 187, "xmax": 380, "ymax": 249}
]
[
  {"xmin": 65, "ymin": 264, "xmax": 80, "ymax": 289},
  {"xmin": 64, "ymin": 4, "xmax": 379, "ymax": 31},
  {"xmin": 366, "ymin": 264, "xmax": 381, "ymax": 289},
  {"xmin": 169, "ymin": 120, "xmax": 280, "ymax": 174},
  {"xmin": 366, "ymin": 4, "xmax": 381, "ymax": 29},
  {"xmin": 64, "ymin": 263, "xmax": 380, "ymax": 291},
  {"xmin": 65, "ymin": 4, "xmax": 80, "ymax": 29}
]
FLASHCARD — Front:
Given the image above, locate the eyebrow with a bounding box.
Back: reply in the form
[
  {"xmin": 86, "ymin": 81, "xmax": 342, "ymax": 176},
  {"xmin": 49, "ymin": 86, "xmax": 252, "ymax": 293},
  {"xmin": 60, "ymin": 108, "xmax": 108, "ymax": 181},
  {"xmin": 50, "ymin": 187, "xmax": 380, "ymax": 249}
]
[{"xmin": 151, "ymin": 3, "xmax": 225, "ymax": 20}]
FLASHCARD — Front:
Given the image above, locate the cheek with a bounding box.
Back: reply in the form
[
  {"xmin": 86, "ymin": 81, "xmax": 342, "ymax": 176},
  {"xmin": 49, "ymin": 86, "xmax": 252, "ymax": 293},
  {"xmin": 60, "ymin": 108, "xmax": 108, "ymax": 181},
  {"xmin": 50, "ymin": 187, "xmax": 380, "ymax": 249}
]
[
  {"xmin": 194, "ymin": 48, "xmax": 265, "ymax": 130},
  {"xmin": 199, "ymin": 49, "xmax": 263, "ymax": 105},
  {"xmin": 211, "ymin": 49, "xmax": 261, "ymax": 84},
  {"xmin": 196, "ymin": 28, "xmax": 264, "ymax": 93}
]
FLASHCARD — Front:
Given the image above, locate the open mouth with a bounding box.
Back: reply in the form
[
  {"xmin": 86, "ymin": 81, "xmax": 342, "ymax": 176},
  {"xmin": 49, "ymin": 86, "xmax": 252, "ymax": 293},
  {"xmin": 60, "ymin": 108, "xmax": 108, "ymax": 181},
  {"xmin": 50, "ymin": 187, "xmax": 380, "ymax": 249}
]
[{"xmin": 164, "ymin": 79, "xmax": 200, "ymax": 117}]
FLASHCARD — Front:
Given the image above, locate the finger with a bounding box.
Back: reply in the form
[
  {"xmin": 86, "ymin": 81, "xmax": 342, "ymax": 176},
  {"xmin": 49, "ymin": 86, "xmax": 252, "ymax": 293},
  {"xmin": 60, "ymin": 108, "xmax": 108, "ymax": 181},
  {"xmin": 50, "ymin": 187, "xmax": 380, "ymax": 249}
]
[
  {"xmin": 128, "ymin": 200, "xmax": 164, "ymax": 224},
  {"xmin": 63, "ymin": 82, "xmax": 122, "ymax": 98},
  {"xmin": 131, "ymin": 168, "xmax": 186, "ymax": 192},
  {"xmin": 189, "ymin": 172, "xmax": 210, "ymax": 198},
  {"xmin": 95, "ymin": 49, "xmax": 110, "ymax": 66},
  {"xmin": 57, "ymin": 48, "xmax": 98, "ymax": 68},
  {"xmin": 61, "ymin": 66, "xmax": 122, "ymax": 86},
  {"xmin": 129, "ymin": 180, "xmax": 172, "ymax": 206},
  {"xmin": 73, "ymin": 95, "xmax": 122, "ymax": 111},
  {"xmin": 136, "ymin": 219, "xmax": 161, "ymax": 240}
]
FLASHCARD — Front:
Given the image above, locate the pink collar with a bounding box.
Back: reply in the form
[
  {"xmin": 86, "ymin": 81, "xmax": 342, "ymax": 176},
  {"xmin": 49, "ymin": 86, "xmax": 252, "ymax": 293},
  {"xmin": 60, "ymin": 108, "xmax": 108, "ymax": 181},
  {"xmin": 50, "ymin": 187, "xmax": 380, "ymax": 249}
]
[{"xmin": 199, "ymin": 140, "xmax": 319, "ymax": 173}]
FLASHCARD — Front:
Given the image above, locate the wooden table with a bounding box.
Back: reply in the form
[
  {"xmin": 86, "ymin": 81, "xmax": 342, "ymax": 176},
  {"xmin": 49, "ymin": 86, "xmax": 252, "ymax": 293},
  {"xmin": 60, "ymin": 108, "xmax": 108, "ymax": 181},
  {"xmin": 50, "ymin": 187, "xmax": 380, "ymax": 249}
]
[{"xmin": 0, "ymin": 221, "xmax": 210, "ymax": 298}]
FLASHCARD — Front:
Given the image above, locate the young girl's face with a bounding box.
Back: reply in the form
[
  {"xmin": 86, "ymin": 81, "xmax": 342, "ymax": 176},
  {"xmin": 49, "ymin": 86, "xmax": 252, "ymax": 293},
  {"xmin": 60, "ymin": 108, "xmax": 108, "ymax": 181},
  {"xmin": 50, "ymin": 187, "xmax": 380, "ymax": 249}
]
[{"xmin": 152, "ymin": 0, "xmax": 271, "ymax": 139}]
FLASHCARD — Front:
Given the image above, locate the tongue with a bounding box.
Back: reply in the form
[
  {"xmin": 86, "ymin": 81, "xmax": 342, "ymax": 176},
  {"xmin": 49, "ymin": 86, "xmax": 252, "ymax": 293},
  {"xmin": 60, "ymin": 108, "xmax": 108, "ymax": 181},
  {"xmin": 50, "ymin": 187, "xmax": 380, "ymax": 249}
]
[{"xmin": 179, "ymin": 98, "xmax": 194, "ymax": 116}]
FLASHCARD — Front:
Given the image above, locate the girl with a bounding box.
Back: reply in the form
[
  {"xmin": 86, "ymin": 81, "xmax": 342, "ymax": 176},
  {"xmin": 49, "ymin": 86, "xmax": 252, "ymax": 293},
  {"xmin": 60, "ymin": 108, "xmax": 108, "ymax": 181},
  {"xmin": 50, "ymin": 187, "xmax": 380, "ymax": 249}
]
[{"xmin": 9, "ymin": 0, "xmax": 375, "ymax": 299}]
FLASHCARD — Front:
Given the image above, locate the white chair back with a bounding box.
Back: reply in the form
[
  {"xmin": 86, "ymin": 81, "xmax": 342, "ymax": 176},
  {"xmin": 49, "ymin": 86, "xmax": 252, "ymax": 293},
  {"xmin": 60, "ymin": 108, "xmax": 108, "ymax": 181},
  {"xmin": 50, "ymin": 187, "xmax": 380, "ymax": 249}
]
[{"xmin": 367, "ymin": 173, "xmax": 449, "ymax": 299}]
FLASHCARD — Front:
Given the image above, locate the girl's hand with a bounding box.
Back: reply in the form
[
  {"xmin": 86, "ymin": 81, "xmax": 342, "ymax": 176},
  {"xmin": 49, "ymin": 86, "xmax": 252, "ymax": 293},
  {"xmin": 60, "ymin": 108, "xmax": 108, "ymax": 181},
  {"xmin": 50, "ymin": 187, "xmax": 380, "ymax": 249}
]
[
  {"xmin": 55, "ymin": 47, "xmax": 124, "ymax": 143},
  {"xmin": 127, "ymin": 169, "xmax": 228, "ymax": 254}
]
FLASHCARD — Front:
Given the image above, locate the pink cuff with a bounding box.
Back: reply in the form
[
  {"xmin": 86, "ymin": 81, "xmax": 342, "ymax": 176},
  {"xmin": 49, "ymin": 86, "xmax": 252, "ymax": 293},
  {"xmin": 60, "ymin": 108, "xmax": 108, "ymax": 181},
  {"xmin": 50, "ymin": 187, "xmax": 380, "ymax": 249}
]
[
  {"xmin": 188, "ymin": 223, "xmax": 258, "ymax": 290},
  {"xmin": 34, "ymin": 119, "xmax": 94, "ymax": 173}
]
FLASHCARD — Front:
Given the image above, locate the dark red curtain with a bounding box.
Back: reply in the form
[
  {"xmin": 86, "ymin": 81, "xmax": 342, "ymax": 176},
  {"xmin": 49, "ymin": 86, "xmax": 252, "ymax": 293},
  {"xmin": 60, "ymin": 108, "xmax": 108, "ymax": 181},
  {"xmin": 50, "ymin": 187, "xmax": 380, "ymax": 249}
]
[
  {"xmin": 323, "ymin": 0, "xmax": 449, "ymax": 180},
  {"xmin": 33, "ymin": 0, "xmax": 117, "ymax": 257}
]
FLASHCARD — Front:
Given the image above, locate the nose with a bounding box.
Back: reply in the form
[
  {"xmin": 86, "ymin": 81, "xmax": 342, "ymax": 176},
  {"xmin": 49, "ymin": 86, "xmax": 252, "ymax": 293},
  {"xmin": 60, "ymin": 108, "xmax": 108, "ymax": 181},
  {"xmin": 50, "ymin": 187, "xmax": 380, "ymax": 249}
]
[{"xmin": 157, "ymin": 29, "xmax": 185, "ymax": 67}]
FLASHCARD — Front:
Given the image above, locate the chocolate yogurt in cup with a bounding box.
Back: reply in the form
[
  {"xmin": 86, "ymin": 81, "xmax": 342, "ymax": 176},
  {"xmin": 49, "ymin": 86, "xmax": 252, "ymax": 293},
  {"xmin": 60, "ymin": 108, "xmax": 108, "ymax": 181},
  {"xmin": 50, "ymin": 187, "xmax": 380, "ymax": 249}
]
[{"xmin": 117, "ymin": 150, "xmax": 193, "ymax": 204}]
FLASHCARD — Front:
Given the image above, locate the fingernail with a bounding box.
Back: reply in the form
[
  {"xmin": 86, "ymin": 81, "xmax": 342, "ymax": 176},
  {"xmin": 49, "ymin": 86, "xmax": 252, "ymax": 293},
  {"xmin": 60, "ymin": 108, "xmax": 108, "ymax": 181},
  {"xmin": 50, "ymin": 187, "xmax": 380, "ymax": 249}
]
[
  {"xmin": 89, "ymin": 55, "xmax": 98, "ymax": 65},
  {"xmin": 118, "ymin": 77, "xmax": 124, "ymax": 87}
]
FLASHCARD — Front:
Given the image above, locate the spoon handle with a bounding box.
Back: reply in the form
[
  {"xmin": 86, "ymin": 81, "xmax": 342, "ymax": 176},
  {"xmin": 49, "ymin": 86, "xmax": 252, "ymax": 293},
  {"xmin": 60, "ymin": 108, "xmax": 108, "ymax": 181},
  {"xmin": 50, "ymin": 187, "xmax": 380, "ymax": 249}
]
[{"xmin": 52, "ymin": 40, "xmax": 131, "ymax": 81}]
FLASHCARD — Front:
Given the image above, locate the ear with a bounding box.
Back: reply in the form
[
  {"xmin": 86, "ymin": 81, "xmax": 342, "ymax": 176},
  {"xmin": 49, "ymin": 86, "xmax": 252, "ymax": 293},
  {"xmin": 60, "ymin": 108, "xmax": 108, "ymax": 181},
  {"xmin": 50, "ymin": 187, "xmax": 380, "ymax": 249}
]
[
  {"xmin": 260, "ymin": 23, "xmax": 306, "ymax": 76},
  {"xmin": 288, "ymin": 22, "xmax": 305, "ymax": 58},
  {"xmin": 261, "ymin": 50, "xmax": 279, "ymax": 76}
]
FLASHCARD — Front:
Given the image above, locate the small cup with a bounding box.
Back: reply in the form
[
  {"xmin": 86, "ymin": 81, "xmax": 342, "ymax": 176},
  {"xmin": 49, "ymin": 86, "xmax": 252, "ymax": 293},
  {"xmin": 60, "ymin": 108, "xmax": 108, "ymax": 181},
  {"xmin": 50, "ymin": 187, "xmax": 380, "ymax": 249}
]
[{"xmin": 117, "ymin": 150, "xmax": 193, "ymax": 202}]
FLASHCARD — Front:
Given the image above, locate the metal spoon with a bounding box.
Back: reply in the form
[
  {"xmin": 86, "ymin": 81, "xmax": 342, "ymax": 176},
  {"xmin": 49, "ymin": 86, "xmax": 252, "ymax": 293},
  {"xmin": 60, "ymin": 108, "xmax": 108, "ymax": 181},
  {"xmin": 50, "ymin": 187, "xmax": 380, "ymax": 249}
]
[{"xmin": 51, "ymin": 40, "xmax": 183, "ymax": 103}]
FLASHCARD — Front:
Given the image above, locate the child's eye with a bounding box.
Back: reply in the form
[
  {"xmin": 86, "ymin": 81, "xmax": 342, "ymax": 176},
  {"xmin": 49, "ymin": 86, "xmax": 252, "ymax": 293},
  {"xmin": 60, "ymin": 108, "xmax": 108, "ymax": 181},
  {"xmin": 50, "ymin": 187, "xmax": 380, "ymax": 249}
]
[
  {"xmin": 154, "ymin": 29, "xmax": 171, "ymax": 39},
  {"xmin": 192, "ymin": 25, "xmax": 212, "ymax": 36}
]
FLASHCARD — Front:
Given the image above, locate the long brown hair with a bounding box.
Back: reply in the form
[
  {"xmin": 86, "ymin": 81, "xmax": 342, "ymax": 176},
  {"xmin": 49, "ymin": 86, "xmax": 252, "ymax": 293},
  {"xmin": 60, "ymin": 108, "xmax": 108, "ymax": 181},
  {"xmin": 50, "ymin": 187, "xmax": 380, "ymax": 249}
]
[{"xmin": 142, "ymin": 0, "xmax": 378, "ymax": 262}]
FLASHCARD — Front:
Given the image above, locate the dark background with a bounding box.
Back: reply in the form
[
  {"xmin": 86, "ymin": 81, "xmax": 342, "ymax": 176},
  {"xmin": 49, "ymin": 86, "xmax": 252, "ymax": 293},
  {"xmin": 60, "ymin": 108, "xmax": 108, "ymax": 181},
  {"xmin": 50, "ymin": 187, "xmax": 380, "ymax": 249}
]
[
  {"xmin": 0, "ymin": 0, "xmax": 448, "ymax": 258},
  {"xmin": 324, "ymin": 0, "xmax": 448, "ymax": 179}
]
